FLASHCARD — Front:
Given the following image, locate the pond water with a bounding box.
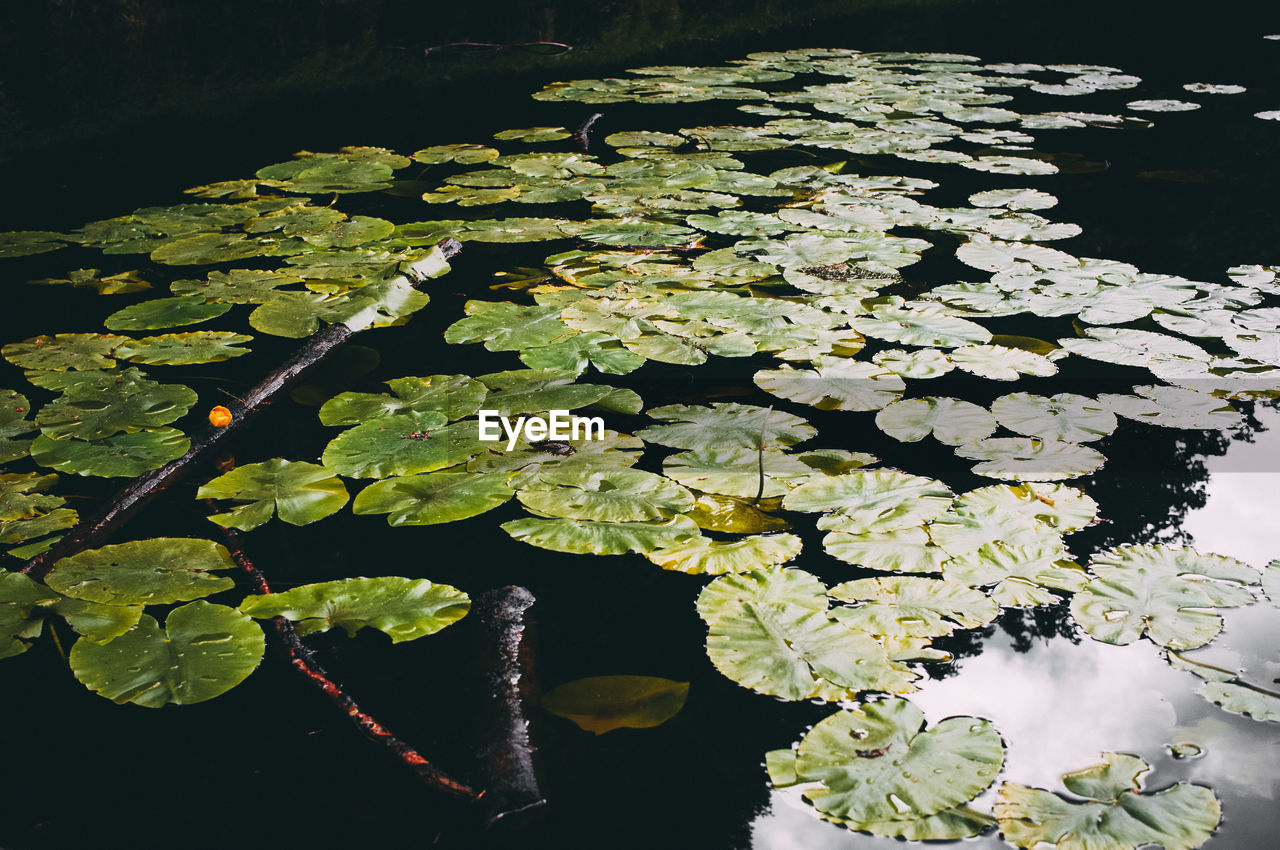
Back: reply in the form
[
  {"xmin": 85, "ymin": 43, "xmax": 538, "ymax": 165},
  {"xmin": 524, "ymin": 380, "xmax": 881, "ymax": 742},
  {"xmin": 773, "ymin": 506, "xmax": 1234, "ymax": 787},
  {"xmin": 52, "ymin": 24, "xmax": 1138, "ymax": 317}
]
[{"xmin": 2, "ymin": 2, "xmax": 1280, "ymax": 850}]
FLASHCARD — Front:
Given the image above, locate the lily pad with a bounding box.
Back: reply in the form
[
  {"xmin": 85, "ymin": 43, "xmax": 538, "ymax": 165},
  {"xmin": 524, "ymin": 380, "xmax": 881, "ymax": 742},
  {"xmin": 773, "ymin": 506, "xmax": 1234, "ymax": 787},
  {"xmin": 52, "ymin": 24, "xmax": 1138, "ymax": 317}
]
[
  {"xmin": 114, "ymin": 332, "xmax": 253, "ymax": 365},
  {"xmin": 541, "ymin": 675, "xmax": 689, "ymax": 735},
  {"xmin": 319, "ymin": 375, "xmax": 487, "ymax": 426},
  {"xmin": 239, "ymin": 576, "xmax": 469, "ymax": 642},
  {"xmin": 784, "ymin": 470, "xmax": 954, "ymax": 534},
  {"xmin": 501, "ymin": 514, "xmax": 700, "ymax": 555},
  {"xmin": 645, "ymin": 533, "xmax": 802, "ymax": 574},
  {"xmin": 755, "ymin": 359, "xmax": 905, "ymax": 411},
  {"xmin": 197, "ymin": 459, "xmax": 349, "ymax": 530},
  {"xmin": 30, "ymin": 429, "xmax": 189, "ymax": 478},
  {"xmin": 637, "ymin": 402, "xmax": 815, "ymax": 450},
  {"xmin": 46, "ymin": 538, "xmax": 237, "ymax": 605},
  {"xmin": 995, "ymin": 752, "xmax": 1221, "ymax": 850},
  {"xmin": 696, "ymin": 567, "xmax": 916, "ymax": 701},
  {"xmin": 321, "ymin": 415, "xmax": 485, "ymax": 479},
  {"xmin": 991, "ymin": 392, "xmax": 1118, "ymax": 442},
  {"xmin": 3, "ymin": 334, "xmax": 128, "ymax": 372},
  {"xmin": 875, "ymin": 397, "xmax": 997, "ymax": 446},
  {"xmin": 352, "ymin": 472, "xmax": 514, "ymax": 525},
  {"xmin": 956, "ymin": 438, "xmax": 1106, "ymax": 482},
  {"xmin": 104, "ymin": 296, "xmax": 232, "ymax": 331},
  {"xmin": 69, "ymin": 601, "xmax": 264, "ymax": 707},
  {"xmin": 1070, "ymin": 544, "xmax": 1258, "ymax": 650}
]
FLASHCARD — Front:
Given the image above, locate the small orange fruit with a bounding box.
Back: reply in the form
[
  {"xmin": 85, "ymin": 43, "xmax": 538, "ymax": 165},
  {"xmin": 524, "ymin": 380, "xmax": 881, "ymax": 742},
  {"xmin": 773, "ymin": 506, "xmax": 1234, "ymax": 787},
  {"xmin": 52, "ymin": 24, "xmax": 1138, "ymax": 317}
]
[{"xmin": 208, "ymin": 406, "xmax": 233, "ymax": 427}]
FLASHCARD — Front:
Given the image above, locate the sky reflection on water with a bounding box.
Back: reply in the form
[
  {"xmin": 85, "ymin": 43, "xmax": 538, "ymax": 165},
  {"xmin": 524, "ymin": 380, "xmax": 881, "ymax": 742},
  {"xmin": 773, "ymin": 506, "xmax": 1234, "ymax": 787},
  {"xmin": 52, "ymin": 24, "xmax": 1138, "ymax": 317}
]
[{"xmin": 752, "ymin": 409, "xmax": 1280, "ymax": 849}]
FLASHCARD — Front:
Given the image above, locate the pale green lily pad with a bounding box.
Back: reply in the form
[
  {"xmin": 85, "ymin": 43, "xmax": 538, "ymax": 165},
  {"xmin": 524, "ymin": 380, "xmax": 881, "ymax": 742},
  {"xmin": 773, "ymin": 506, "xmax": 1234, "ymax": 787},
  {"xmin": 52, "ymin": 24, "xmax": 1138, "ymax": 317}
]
[
  {"xmin": 696, "ymin": 567, "xmax": 916, "ymax": 701},
  {"xmin": 517, "ymin": 467, "xmax": 693, "ymax": 522},
  {"xmin": 996, "ymin": 752, "xmax": 1221, "ymax": 850},
  {"xmin": 1196, "ymin": 682, "xmax": 1280, "ymax": 723},
  {"xmin": 114, "ymin": 332, "xmax": 253, "ymax": 365},
  {"xmin": 944, "ymin": 541, "xmax": 1088, "ymax": 605},
  {"xmin": 239, "ymin": 576, "xmax": 469, "ymax": 642},
  {"xmin": 683, "ymin": 493, "xmax": 791, "ymax": 534},
  {"xmin": 637, "ymin": 402, "xmax": 815, "ymax": 450},
  {"xmin": 645, "ymin": 533, "xmax": 802, "ymax": 574},
  {"xmin": 755, "ymin": 360, "xmax": 905, "ymax": 411},
  {"xmin": 197, "ymin": 459, "xmax": 349, "ymax": 530},
  {"xmin": 853, "ymin": 303, "xmax": 992, "ymax": 348},
  {"xmin": 871, "ymin": 348, "xmax": 954, "ymax": 379},
  {"xmin": 662, "ymin": 448, "xmax": 813, "ymax": 499},
  {"xmin": 0, "ymin": 472, "xmax": 65, "ymax": 520},
  {"xmin": 829, "ymin": 576, "xmax": 999, "ymax": 641},
  {"xmin": 1071, "ymin": 544, "xmax": 1259, "ymax": 650},
  {"xmin": 823, "ymin": 527, "xmax": 948, "ymax": 574},
  {"xmin": 151, "ymin": 232, "xmax": 275, "ymax": 266},
  {"xmin": 30, "ymin": 429, "xmax": 189, "ymax": 478},
  {"xmin": 875, "ymin": 397, "xmax": 997, "ymax": 446},
  {"xmin": 784, "ymin": 469, "xmax": 954, "ymax": 534},
  {"xmin": 46, "ymin": 538, "xmax": 237, "ymax": 605},
  {"xmin": 542, "ymin": 675, "xmax": 689, "ymax": 735},
  {"xmin": 352, "ymin": 472, "xmax": 514, "ymax": 525},
  {"xmin": 949, "ymin": 344, "xmax": 1059, "ymax": 380},
  {"xmin": 319, "ymin": 375, "xmax": 487, "ymax": 426},
  {"xmin": 969, "ymin": 188, "xmax": 1057, "ymax": 210},
  {"xmin": 410, "ymin": 144, "xmax": 500, "ymax": 165},
  {"xmin": 502, "ymin": 514, "xmax": 700, "ymax": 555},
  {"xmin": 790, "ymin": 698, "xmax": 1004, "ymax": 826},
  {"xmin": 494, "ymin": 126, "xmax": 572, "ymax": 142},
  {"xmin": 69, "ymin": 601, "xmax": 264, "ymax": 707},
  {"xmin": 956, "ymin": 438, "xmax": 1106, "ymax": 482},
  {"xmin": 991, "ymin": 392, "xmax": 1118, "ymax": 442}
]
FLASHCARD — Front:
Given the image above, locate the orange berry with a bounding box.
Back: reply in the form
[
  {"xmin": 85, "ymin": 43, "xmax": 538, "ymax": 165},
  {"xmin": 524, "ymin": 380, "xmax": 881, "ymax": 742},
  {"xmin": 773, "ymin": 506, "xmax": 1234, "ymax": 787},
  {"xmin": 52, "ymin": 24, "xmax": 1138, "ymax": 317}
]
[{"xmin": 208, "ymin": 406, "xmax": 233, "ymax": 427}]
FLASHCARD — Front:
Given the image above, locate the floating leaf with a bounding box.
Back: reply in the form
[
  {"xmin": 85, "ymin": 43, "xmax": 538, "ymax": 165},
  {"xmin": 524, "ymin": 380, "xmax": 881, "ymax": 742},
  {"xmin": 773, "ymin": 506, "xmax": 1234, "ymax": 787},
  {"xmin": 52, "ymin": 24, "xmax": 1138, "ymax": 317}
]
[
  {"xmin": 104, "ymin": 296, "xmax": 232, "ymax": 331},
  {"xmin": 353, "ymin": 472, "xmax": 513, "ymax": 525},
  {"xmin": 47, "ymin": 538, "xmax": 236, "ymax": 605},
  {"xmin": 0, "ymin": 230, "xmax": 69, "ymax": 258},
  {"xmin": 319, "ymin": 375, "xmax": 487, "ymax": 426},
  {"xmin": 823, "ymin": 527, "xmax": 948, "ymax": 574},
  {"xmin": 1196, "ymin": 682, "xmax": 1280, "ymax": 723},
  {"xmin": 991, "ymin": 392, "xmax": 1117, "ymax": 442},
  {"xmin": 494, "ymin": 126, "xmax": 572, "ymax": 142},
  {"xmin": 696, "ymin": 567, "xmax": 915, "ymax": 701},
  {"xmin": 852, "ymin": 303, "xmax": 992, "ymax": 347},
  {"xmin": 949, "ymin": 344, "xmax": 1058, "ymax": 380},
  {"xmin": 36, "ymin": 379, "xmax": 198, "ymax": 441},
  {"xmin": 755, "ymin": 359, "xmax": 905, "ymax": 411},
  {"xmin": 784, "ymin": 469, "xmax": 954, "ymax": 534},
  {"xmin": 239, "ymin": 576, "xmax": 469, "ymax": 642},
  {"xmin": 3, "ymin": 334, "xmax": 128, "ymax": 372},
  {"xmin": 542, "ymin": 675, "xmax": 689, "ymax": 735},
  {"xmin": 1070, "ymin": 544, "xmax": 1258, "ymax": 650},
  {"xmin": 662, "ymin": 448, "xmax": 812, "ymax": 499},
  {"xmin": 197, "ymin": 459, "xmax": 349, "ymax": 531},
  {"xmin": 410, "ymin": 144, "xmax": 500, "ymax": 164},
  {"xmin": 645, "ymin": 533, "xmax": 802, "ymax": 574},
  {"xmin": 956, "ymin": 437, "xmax": 1105, "ymax": 482},
  {"xmin": 637, "ymin": 402, "xmax": 815, "ymax": 450},
  {"xmin": 445, "ymin": 301, "xmax": 574, "ymax": 351},
  {"xmin": 321, "ymin": 415, "xmax": 484, "ymax": 479},
  {"xmin": 875, "ymin": 397, "xmax": 997, "ymax": 446},
  {"xmin": 114, "ymin": 332, "xmax": 252, "ymax": 365},
  {"xmin": 69, "ymin": 601, "xmax": 264, "ymax": 707},
  {"xmin": 518, "ymin": 468, "xmax": 694, "ymax": 522},
  {"xmin": 786, "ymin": 698, "xmax": 1003, "ymax": 827},
  {"xmin": 30, "ymin": 429, "xmax": 189, "ymax": 478},
  {"xmin": 996, "ymin": 753, "xmax": 1221, "ymax": 850},
  {"xmin": 829, "ymin": 576, "xmax": 999, "ymax": 641},
  {"xmin": 502, "ymin": 511, "xmax": 700, "ymax": 555}
]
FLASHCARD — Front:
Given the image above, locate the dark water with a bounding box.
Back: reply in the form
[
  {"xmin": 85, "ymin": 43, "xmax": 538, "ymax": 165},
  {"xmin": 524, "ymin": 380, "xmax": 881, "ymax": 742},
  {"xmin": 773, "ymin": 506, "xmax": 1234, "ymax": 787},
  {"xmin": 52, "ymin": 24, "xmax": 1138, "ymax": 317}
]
[{"xmin": 2, "ymin": 1, "xmax": 1279, "ymax": 848}]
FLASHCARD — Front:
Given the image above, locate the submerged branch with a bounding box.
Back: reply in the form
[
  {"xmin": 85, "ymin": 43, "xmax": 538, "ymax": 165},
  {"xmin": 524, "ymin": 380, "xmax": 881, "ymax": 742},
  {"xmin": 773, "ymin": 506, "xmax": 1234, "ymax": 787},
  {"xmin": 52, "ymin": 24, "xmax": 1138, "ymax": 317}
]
[
  {"xmin": 218, "ymin": 520, "xmax": 478, "ymax": 800},
  {"xmin": 576, "ymin": 112, "xmax": 604, "ymax": 151},
  {"xmin": 21, "ymin": 238, "xmax": 462, "ymax": 581}
]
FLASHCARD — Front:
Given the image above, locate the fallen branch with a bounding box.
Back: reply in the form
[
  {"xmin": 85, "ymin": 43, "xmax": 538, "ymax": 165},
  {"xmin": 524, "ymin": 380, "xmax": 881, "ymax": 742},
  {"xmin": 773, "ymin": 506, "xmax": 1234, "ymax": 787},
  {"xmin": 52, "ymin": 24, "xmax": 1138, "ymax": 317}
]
[
  {"xmin": 470, "ymin": 586, "xmax": 545, "ymax": 826},
  {"xmin": 218, "ymin": 520, "xmax": 478, "ymax": 799},
  {"xmin": 22, "ymin": 238, "xmax": 462, "ymax": 581}
]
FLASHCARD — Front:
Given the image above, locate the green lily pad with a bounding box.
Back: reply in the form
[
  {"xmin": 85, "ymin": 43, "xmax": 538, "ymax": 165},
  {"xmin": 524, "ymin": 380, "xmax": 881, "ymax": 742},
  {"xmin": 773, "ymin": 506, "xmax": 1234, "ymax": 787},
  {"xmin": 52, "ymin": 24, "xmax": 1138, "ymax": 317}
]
[
  {"xmin": 823, "ymin": 527, "xmax": 948, "ymax": 574},
  {"xmin": 46, "ymin": 538, "xmax": 237, "ymax": 605},
  {"xmin": 151, "ymin": 232, "xmax": 276, "ymax": 266},
  {"xmin": 104, "ymin": 296, "xmax": 232, "ymax": 331},
  {"xmin": 410, "ymin": 144, "xmax": 500, "ymax": 164},
  {"xmin": 239, "ymin": 576, "xmax": 469, "ymax": 642},
  {"xmin": 0, "ymin": 230, "xmax": 69, "ymax": 258},
  {"xmin": 69, "ymin": 601, "xmax": 264, "ymax": 707},
  {"xmin": 829, "ymin": 576, "xmax": 999, "ymax": 641},
  {"xmin": 662, "ymin": 447, "xmax": 813, "ymax": 499},
  {"xmin": 171, "ymin": 269, "xmax": 303, "ymax": 304},
  {"xmin": 1070, "ymin": 544, "xmax": 1258, "ymax": 650},
  {"xmin": 114, "ymin": 332, "xmax": 253, "ymax": 365},
  {"xmin": 956, "ymin": 438, "xmax": 1106, "ymax": 482},
  {"xmin": 36, "ymin": 379, "xmax": 198, "ymax": 441},
  {"xmin": 318, "ymin": 375, "xmax": 486, "ymax": 427},
  {"xmin": 30, "ymin": 429, "xmax": 190, "ymax": 478},
  {"xmin": 321, "ymin": 415, "xmax": 486, "ymax": 479},
  {"xmin": 444, "ymin": 301, "xmax": 574, "ymax": 351},
  {"xmin": 995, "ymin": 753, "xmax": 1221, "ymax": 850},
  {"xmin": 949, "ymin": 344, "xmax": 1059, "ymax": 380},
  {"xmin": 197, "ymin": 459, "xmax": 349, "ymax": 530},
  {"xmin": 542, "ymin": 675, "xmax": 689, "ymax": 735},
  {"xmin": 3, "ymin": 334, "xmax": 129, "ymax": 372},
  {"xmin": 1196, "ymin": 682, "xmax": 1280, "ymax": 723},
  {"xmin": 696, "ymin": 567, "xmax": 916, "ymax": 701},
  {"xmin": 1, "ymin": 570, "xmax": 59, "ymax": 657},
  {"xmin": 852, "ymin": 303, "xmax": 992, "ymax": 347},
  {"xmin": 352, "ymin": 472, "xmax": 514, "ymax": 525}
]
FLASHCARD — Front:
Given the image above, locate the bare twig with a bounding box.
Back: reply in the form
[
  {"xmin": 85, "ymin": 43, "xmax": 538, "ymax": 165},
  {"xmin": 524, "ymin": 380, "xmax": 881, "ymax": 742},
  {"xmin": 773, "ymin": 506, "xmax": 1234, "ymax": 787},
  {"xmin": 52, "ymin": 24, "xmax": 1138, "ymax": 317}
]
[
  {"xmin": 218, "ymin": 521, "xmax": 478, "ymax": 799},
  {"xmin": 22, "ymin": 239, "xmax": 462, "ymax": 581}
]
